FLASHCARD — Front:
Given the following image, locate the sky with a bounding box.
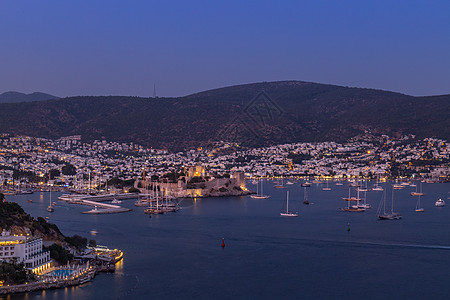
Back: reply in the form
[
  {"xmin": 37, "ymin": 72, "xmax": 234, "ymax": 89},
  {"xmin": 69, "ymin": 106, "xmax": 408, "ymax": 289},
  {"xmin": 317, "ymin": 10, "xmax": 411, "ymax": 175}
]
[{"xmin": 0, "ymin": 0, "xmax": 449, "ymax": 97}]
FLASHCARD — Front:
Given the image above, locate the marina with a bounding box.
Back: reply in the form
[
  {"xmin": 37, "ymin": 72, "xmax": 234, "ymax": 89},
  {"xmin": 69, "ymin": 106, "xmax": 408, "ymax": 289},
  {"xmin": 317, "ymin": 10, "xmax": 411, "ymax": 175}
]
[{"xmin": 3, "ymin": 180, "xmax": 449, "ymax": 299}]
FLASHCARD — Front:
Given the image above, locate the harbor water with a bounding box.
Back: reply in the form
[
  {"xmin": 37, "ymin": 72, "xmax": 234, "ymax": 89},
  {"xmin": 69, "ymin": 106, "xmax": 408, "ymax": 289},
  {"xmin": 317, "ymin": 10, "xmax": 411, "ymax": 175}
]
[{"xmin": 2, "ymin": 181, "xmax": 450, "ymax": 299}]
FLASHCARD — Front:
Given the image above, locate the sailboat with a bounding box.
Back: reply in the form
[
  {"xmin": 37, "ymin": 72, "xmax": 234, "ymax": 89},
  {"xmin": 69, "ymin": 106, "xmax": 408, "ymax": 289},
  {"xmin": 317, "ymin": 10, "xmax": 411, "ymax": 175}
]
[
  {"xmin": 372, "ymin": 177, "xmax": 383, "ymax": 191},
  {"xmin": 303, "ymin": 187, "xmax": 309, "ymax": 205},
  {"xmin": 341, "ymin": 186, "xmax": 365, "ymax": 212},
  {"xmin": 358, "ymin": 189, "xmax": 371, "ymax": 209},
  {"xmin": 411, "ymin": 182, "xmax": 424, "ymax": 196},
  {"xmin": 250, "ymin": 180, "xmax": 270, "ymax": 199},
  {"xmin": 280, "ymin": 191, "xmax": 298, "ymax": 217},
  {"xmin": 273, "ymin": 177, "xmax": 286, "ymax": 188},
  {"xmin": 322, "ymin": 181, "xmax": 331, "ymax": 191},
  {"xmin": 377, "ymin": 187, "xmax": 401, "ymax": 220},
  {"xmin": 415, "ymin": 194, "xmax": 424, "ymax": 212},
  {"xmin": 47, "ymin": 187, "xmax": 54, "ymax": 212}
]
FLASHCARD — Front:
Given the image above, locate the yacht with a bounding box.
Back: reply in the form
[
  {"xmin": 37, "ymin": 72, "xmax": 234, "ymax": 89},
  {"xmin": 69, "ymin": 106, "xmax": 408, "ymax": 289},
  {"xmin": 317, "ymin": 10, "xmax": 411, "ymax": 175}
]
[
  {"xmin": 435, "ymin": 198, "xmax": 445, "ymax": 207},
  {"xmin": 280, "ymin": 191, "xmax": 298, "ymax": 217}
]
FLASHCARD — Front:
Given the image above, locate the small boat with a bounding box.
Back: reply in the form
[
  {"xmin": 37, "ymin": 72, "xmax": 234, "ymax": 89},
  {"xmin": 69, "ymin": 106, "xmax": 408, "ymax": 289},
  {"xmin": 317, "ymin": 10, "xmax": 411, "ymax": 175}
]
[
  {"xmin": 285, "ymin": 181, "xmax": 295, "ymax": 185},
  {"xmin": 280, "ymin": 191, "xmax": 298, "ymax": 217},
  {"xmin": 435, "ymin": 198, "xmax": 445, "ymax": 207},
  {"xmin": 90, "ymin": 229, "xmax": 98, "ymax": 235},
  {"xmin": 111, "ymin": 198, "xmax": 122, "ymax": 204},
  {"xmin": 27, "ymin": 199, "xmax": 33, "ymax": 203},
  {"xmin": 301, "ymin": 181, "xmax": 311, "ymax": 187},
  {"xmin": 335, "ymin": 182, "xmax": 344, "ymax": 186}
]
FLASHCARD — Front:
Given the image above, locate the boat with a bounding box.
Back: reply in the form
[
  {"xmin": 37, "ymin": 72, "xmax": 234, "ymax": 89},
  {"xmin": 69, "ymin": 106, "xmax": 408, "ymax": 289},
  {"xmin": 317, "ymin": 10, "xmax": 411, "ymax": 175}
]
[
  {"xmin": 435, "ymin": 198, "xmax": 445, "ymax": 207},
  {"xmin": 47, "ymin": 187, "xmax": 54, "ymax": 212},
  {"xmin": 303, "ymin": 187, "xmax": 309, "ymax": 205},
  {"xmin": 285, "ymin": 180, "xmax": 295, "ymax": 185},
  {"xmin": 273, "ymin": 178, "xmax": 286, "ymax": 188},
  {"xmin": 341, "ymin": 186, "xmax": 365, "ymax": 212},
  {"xmin": 252, "ymin": 180, "xmax": 258, "ymax": 185},
  {"xmin": 335, "ymin": 182, "xmax": 344, "ymax": 186},
  {"xmin": 111, "ymin": 198, "xmax": 122, "ymax": 204},
  {"xmin": 377, "ymin": 188, "xmax": 401, "ymax": 220},
  {"xmin": 415, "ymin": 193, "xmax": 424, "ymax": 212},
  {"xmin": 372, "ymin": 185, "xmax": 384, "ymax": 191},
  {"xmin": 250, "ymin": 180, "xmax": 270, "ymax": 199},
  {"xmin": 372, "ymin": 177, "xmax": 383, "ymax": 191},
  {"xmin": 322, "ymin": 181, "xmax": 331, "ymax": 191},
  {"xmin": 411, "ymin": 182, "xmax": 424, "ymax": 196},
  {"xmin": 280, "ymin": 191, "xmax": 298, "ymax": 217},
  {"xmin": 341, "ymin": 186, "xmax": 366, "ymax": 212},
  {"xmin": 358, "ymin": 190, "xmax": 371, "ymax": 209},
  {"xmin": 27, "ymin": 199, "xmax": 33, "ymax": 203},
  {"xmin": 301, "ymin": 181, "xmax": 311, "ymax": 187}
]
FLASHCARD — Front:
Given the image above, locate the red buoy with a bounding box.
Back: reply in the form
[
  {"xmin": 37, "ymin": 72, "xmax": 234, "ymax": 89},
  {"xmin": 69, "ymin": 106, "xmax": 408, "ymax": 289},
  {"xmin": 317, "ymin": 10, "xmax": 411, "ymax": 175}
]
[{"xmin": 221, "ymin": 238, "xmax": 225, "ymax": 248}]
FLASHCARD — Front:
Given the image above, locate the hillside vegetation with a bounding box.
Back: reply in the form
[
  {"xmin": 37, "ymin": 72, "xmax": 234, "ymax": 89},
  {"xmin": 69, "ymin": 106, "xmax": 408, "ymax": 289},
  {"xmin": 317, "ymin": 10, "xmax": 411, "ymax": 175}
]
[{"xmin": 0, "ymin": 81, "xmax": 448, "ymax": 150}]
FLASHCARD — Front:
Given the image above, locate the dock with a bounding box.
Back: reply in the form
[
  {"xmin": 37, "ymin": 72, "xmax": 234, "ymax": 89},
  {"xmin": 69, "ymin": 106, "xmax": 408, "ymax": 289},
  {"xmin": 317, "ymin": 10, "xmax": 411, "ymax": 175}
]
[{"xmin": 58, "ymin": 193, "xmax": 135, "ymax": 214}]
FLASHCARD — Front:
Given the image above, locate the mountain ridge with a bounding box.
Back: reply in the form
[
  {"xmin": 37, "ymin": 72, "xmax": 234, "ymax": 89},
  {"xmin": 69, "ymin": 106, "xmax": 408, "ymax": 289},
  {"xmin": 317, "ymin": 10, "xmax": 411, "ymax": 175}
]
[
  {"xmin": 0, "ymin": 81, "xmax": 448, "ymax": 151},
  {"xmin": 0, "ymin": 91, "xmax": 59, "ymax": 103}
]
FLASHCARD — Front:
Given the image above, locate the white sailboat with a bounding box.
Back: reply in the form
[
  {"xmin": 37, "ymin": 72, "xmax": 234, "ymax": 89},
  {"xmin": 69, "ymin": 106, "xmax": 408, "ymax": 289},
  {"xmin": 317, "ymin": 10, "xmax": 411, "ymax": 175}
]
[
  {"xmin": 47, "ymin": 187, "xmax": 54, "ymax": 212},
  {"xmin": 358, "ymin": 189, "xmax": 371, "ymax": 209},
  {"xmin": 322, "ymin": 181, "xmax": 331, "ymax": 191},
  {"xmin": 250, "ymin": 180, "xmax": 270, "ymax": 199},
  {"xmin": 411, "ymin": 182, "xmax": 424, "ymax": 196},
  {"xmin": 273, "ymin": 177, "xmax": 286, "ymax": 188},
  {"xmin": 280, "ymin": 191, "xmax": 298, "ymax": 217},
  {"xmin": 341, "ymin": 186, "xmax": 365, "ymax": 212},
  {"xmin": 415, "ymin": 194, "xmax": 424, "ymax": 212},
  {"xmin": 377, "ymin": 187, "xmax": 401, "ymax": 220}
]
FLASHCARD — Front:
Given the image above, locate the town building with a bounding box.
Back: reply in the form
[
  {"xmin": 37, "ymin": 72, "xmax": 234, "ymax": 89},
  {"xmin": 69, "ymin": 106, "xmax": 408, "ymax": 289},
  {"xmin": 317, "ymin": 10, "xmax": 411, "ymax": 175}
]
[{"xmin": 0, "ymin": 230, "xmax": 51, "ymax": 274}]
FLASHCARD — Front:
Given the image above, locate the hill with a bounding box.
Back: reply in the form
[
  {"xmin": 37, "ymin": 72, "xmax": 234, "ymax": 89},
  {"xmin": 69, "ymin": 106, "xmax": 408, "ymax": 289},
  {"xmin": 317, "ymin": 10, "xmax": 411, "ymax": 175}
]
[
  {"xmin": 0, "ymin": 81, "xmax": 448, "ymax": 150},
  {"xmin": 0, "ymin": 91, "xmax": 59, "ymax": 103}
]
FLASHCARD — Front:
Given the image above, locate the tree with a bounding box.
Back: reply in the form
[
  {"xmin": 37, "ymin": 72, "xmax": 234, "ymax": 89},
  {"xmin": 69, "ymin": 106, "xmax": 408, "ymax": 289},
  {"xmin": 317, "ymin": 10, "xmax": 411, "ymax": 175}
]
[
  {"xmin": 49, "ymin": 169, "xmax": 60, "ymax": 179},
  {"xmin": 61, "ymin": 163, "xmax": 77, "ymax": 176}
]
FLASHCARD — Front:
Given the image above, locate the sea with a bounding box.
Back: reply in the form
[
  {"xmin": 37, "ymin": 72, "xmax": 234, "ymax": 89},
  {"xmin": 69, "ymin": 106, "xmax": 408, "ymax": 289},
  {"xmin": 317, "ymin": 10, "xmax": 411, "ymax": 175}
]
[{"xmin": 2, "ymin": 181, "xmax": 450, "ymax": 300}]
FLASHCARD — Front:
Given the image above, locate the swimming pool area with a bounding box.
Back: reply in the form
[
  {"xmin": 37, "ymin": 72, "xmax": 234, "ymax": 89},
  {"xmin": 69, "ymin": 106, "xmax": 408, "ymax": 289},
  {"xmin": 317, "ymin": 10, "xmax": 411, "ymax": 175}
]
[{"xmin": 47, "ymin": 269, "xmax": 75, "ymax": 277}]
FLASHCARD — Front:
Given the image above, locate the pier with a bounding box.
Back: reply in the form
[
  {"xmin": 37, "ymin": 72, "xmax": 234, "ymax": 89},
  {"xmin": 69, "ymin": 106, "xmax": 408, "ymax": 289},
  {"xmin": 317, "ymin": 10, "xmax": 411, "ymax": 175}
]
[{"xmin": 58, "ymin": 193, "xmax": 134, "ymax": 214}]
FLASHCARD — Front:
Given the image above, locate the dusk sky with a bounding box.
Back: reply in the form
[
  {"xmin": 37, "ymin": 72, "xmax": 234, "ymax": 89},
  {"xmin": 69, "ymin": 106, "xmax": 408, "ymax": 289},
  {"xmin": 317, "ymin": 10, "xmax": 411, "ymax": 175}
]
[{"xmin": 1, "ymin": 0, "xmax": 449, "ymax": 97}]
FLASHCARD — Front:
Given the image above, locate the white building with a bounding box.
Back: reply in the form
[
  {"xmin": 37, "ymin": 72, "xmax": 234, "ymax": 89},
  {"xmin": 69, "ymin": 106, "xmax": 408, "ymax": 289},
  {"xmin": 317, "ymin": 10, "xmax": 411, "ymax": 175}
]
[{"xmin": 0, "ymin": 230, "xmax": 51, "ymax": 274}]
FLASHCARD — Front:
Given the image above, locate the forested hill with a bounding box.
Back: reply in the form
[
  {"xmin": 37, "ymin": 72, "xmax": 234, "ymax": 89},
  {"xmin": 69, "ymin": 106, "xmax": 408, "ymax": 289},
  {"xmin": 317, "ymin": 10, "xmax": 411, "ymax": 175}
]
[
  {"xmin": 0, "ymin": 81, "xmax": 448, "ymax": 151},
  {"xmin": 0, "ymin": 91, "xmax": 59, "ymax": 103}
]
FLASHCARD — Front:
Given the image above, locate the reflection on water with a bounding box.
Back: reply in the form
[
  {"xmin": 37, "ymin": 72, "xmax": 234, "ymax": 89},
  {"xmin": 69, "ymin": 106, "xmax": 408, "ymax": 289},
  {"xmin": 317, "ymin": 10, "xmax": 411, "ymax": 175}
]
[{"xmin": 3, "ymin": 183, "xmax": 450, "ymax": 299}]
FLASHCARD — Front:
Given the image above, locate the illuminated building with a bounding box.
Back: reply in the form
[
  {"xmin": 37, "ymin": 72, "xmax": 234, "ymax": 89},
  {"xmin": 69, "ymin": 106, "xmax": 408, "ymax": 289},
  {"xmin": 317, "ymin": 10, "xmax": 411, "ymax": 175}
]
[{"xmin": 0, "ymin": 230, "xmax": 51, "ymax": 274}]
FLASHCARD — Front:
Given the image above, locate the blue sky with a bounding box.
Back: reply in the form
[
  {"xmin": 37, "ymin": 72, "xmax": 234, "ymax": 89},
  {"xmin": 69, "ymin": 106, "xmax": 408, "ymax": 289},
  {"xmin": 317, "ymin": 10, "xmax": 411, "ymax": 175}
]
[{"xmin": 1, "ymin": 0, "xmax": 449, "ymax": 97}]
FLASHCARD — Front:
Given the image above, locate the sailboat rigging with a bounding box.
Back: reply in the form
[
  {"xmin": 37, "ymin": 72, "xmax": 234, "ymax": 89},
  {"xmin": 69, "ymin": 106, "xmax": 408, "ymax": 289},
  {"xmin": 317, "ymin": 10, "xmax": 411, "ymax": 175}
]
[{"xmin": 280, "ymin": 191, "xmax": 298, "ymax": 217}]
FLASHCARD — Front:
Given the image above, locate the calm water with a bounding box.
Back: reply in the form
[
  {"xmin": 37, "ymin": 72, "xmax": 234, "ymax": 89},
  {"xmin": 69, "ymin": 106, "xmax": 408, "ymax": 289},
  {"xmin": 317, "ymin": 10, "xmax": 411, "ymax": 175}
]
[{"xmin": 2, "ymin": 181, "xmax": 450, "ymax": 300}]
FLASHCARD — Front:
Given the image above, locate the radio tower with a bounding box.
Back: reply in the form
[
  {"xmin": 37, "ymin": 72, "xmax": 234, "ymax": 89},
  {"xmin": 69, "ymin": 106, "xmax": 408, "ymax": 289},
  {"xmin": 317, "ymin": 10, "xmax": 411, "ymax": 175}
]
[{"xmin": 153, "ymin": 84, "xmax": 158, "ymax": 98}]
